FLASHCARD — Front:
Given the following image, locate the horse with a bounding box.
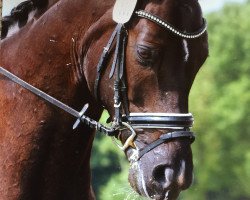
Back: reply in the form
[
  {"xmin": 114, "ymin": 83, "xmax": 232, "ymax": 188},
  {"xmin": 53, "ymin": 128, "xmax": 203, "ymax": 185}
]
[{"xmin": 0, "ymin": 0, "xmax": 208, "ymax": 199}]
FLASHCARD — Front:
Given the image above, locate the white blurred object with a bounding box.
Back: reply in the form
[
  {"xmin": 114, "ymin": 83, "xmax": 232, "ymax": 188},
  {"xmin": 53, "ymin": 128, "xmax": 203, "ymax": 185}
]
[
  {"xmin": 2, "ymin": 0, "xmax": 23, "ymax": 16},
  {"xmin": 1, "ymin": 0, "xmax": 248, "ymax": 17}
]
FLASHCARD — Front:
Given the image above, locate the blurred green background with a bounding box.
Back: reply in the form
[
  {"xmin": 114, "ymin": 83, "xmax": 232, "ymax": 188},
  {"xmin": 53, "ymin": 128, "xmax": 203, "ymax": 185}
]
[{"xmin": 91, "ymin": 1, "xmax": 250, "ymax": 200}]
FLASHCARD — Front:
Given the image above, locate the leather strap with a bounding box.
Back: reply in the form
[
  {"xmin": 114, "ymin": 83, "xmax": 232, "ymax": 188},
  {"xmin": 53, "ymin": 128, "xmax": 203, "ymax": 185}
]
[
  {"xmin": 113, "ymin": 24, "xmax": 128, "ymax": 123},
  {"xmin": 0, "ymin": 67, "xmax": 119, "ymax": 136},
  {"xmin": 119, "ymin": 29, "xmax": 130, "ymax": 116},
  {"xmin": 123, "ymin": 114, "xmax": 194, "ymax": 129},
  {"xmin": 94, "ymin": 24, "xmax": 121, "ymax": 100},
  {"xmin": 94, "ymin": 23, "xmax": 129, "ymax": 125},
  {"xmin": 137, "ymin": 131, "xmax": 195, "ymax": 160}
]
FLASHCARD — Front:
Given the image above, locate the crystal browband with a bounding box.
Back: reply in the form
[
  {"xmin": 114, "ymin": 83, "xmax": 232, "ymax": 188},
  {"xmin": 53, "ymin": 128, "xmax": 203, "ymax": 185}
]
[{"xmin": 135, "ymin": 10, "xmax": 207, "ymax": 39}]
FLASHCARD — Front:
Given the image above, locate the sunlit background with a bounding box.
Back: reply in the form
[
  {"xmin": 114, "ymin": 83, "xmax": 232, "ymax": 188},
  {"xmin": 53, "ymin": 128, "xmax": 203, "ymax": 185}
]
[
  {"xmin": 1, "ymin": 0, "xmax": 248, "ymax": 15},
  {"xmin": 1, "ymin": 0, "xmax": 250, "ymax": 200}
]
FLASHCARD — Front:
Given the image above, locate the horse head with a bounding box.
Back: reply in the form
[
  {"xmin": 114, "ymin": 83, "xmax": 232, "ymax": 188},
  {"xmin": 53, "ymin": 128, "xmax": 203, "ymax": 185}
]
[
  {"xmin": 81, "ymin": 0, "xmax": 208, "ymax": 199},
  {"xmin": 0, "ymin": 0, "xmax": 208, "ymax": 199}
]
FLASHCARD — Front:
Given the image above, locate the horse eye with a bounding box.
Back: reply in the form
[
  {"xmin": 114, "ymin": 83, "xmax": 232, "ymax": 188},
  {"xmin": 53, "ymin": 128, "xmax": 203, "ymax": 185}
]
[
  {"xmin": 137, "ymin": 46, "xmax": 152, "ymax": 60},
  {"xmin": 136, "ymin": 45, "xmax": 157, "ymax": 66}
]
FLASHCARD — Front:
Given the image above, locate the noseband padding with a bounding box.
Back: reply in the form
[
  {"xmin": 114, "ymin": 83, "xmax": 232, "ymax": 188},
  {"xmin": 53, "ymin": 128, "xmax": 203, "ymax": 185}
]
[{"xmin": 123, "ymin": 113, "xmax": 194, "ymax": 129}]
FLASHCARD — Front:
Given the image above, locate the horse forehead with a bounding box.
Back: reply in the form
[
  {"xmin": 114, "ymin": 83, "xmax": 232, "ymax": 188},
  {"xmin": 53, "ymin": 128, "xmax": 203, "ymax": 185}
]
[
  {"xmin": 143, "ymin": 0, "xmax": 199, "ymax": 17},
  {"xmin": 143, "ymin": 1, "xmax": 173, "ymax": 18},
  {"xmin": 133, "ymin": 25, "xmax": 165, "ymax": 45},
  {"xmin": 131, "ymin": 1, "xmax": 203, "ymax": 43}
]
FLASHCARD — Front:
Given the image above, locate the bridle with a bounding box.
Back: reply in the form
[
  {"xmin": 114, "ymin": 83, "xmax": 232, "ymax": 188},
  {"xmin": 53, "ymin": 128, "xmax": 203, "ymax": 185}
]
[
  {"xmin": 0, "ymin": 6, "xmax": 207, "ymax": 161},
  {"xmin": 93, "ymin": 8, "xmax": 206, "ymax": 159}
]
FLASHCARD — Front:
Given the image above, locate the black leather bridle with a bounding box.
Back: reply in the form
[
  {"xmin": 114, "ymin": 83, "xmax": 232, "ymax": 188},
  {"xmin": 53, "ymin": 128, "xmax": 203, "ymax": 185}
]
[
  {"xmin": 93, "ymin": 10, "xmax": 206, "ymax": 159},
  {"xmin": 0, "ymin": 9, "xmax": 206, "ymax": 161}
]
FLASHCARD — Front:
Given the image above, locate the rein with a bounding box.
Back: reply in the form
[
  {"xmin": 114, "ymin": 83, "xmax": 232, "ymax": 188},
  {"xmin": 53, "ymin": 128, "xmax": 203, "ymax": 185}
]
[{"xmin": 0, "ymin": 6, "xmax": 207, "ymax": 161}]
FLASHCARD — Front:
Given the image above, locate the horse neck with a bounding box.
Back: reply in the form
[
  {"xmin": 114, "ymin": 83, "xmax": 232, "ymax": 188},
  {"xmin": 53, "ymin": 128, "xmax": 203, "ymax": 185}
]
[{"xmin": 1, "ymin": 0, "xmax": 115, "ymax": 100}]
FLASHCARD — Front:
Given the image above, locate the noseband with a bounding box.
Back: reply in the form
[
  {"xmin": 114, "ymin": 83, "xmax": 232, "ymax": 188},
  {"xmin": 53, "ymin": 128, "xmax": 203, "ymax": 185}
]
[{"xmin": 0, "ymin": 7, "xmax": 207, "ymax": 161}]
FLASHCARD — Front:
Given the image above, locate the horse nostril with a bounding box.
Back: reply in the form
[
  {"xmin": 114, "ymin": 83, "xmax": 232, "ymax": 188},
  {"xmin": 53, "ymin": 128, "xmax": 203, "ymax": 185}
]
[{"xmin": 152, "ymin": 165, "xmax": 175, "ymax": 189}]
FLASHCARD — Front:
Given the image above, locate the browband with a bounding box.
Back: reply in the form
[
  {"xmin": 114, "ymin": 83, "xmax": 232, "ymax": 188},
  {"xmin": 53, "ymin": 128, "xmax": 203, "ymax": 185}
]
[{"xmin": 135, "ymin": 10, "xmax": 207, "ymax": 39}]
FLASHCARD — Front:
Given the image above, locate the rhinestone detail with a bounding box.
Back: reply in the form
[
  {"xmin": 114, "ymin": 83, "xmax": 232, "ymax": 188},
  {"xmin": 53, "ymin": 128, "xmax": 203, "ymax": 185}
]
[{"xmin": 135, "ymin": 10, "xmax": 207, "ymax": 39}]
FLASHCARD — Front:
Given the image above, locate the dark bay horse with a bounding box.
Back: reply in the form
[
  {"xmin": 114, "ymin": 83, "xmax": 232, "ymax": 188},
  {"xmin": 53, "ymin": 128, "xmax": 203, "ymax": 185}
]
[{"xmin": 0, "ymin": 0, "xmax": 208, "ymax": 199}]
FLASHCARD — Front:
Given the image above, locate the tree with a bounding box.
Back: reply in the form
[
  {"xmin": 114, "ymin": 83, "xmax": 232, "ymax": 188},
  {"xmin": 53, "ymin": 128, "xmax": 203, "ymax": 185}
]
[{"xmin": 182, "ymin": 2, "xmax": 250, "ymax": 199}]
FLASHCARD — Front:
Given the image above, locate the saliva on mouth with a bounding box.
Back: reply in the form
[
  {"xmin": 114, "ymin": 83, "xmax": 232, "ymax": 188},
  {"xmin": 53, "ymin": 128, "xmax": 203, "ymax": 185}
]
[{"xmin": 149, "ymin": 190, "xmax": 171, "ymax": 200}]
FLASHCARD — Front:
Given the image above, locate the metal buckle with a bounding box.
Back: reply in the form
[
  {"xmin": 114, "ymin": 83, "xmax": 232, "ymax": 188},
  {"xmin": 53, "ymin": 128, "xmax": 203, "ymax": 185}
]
[{"xmin": 112, "ymin": 122, "xmax": 136, "ymax": 151}]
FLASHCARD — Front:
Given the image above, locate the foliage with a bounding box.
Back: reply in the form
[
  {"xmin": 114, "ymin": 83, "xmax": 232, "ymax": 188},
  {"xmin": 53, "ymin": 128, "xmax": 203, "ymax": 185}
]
[
  {"xmin": 91, "ymin": 2, "xmax": 250, "ymax": 200},
  {"xmin": 182, "ymin": 2, "xmax": 250, "ymax": 199}
]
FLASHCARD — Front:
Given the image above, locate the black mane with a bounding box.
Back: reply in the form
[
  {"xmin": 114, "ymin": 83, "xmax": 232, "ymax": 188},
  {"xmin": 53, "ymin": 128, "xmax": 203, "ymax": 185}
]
[{"xmin": 1, "ymin": 0, "xmax": 48, "ymax": 39}]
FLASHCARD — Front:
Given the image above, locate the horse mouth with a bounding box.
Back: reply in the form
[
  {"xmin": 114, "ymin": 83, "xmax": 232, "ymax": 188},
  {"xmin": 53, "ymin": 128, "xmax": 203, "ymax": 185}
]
[
  {"xmin": 128, "ymin": 168, "xmax": 180, "ymax": 200},
  {"xmin": 149, "ymin": 190, "xmax": 180, "ymax": 200}
]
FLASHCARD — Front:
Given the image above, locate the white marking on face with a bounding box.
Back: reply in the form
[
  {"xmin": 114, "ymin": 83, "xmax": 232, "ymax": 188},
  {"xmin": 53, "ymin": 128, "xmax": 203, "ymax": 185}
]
[
  {"xmin": 183, "ymin": 39, "xmax": 189, "ymax": 62},
  {"xmin": 138, "ymin": 161, "xmax": 150, "ymax": 198}
]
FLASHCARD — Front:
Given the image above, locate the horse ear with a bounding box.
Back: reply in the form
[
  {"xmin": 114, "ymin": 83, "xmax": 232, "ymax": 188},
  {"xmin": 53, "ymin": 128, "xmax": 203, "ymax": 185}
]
[{"xmin": 113, "ymin": 0, "xmax": 138, "ymax": 23}]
